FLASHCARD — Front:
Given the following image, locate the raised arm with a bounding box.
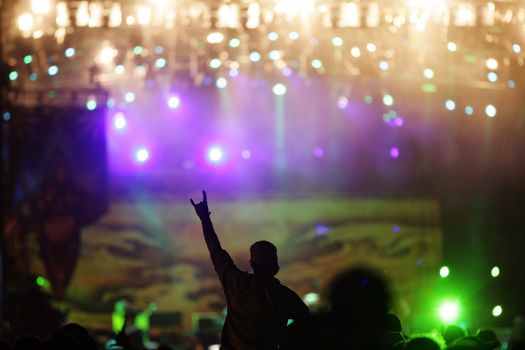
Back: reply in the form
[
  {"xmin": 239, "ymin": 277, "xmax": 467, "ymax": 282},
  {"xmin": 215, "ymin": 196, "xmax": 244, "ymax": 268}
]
[{"xmin": 190, "ymin": 190, "xmax": 222, "ymax": 253}]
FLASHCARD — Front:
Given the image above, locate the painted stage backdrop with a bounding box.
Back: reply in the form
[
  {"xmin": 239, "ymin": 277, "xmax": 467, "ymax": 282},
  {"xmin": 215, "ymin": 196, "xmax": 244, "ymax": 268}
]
[{"xmin": 26, "ymin": 197, "xmax": 442, "ymax": 331}]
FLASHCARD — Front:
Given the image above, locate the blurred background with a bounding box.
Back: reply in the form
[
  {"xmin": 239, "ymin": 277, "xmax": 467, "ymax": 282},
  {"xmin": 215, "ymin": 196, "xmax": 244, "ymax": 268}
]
[{"xmin": 1, "ymin": 0, "xmax": 524, "ymax": 348}]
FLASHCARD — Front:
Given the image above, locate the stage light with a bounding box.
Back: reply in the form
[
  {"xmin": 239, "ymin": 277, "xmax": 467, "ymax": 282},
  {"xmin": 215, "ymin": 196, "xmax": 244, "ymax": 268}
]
[
  {"xmin": 65, "ymin": 48, "xmax": 75, "ymax": 57},
  {"xmin": 48, "ymin": 65, "xmax": 59, "ymax": 76},
  {"xmin": 366, "ymin": 43, "xmax": 376, "ymax": 52},
  {"xmin": 107, "ymin": 98, "xmax": 115, "ymax": 108},
  {"xmin": 29, "ymin": 72, "xmax": 37, "ymax": 81},
  {"xmin": 445, "ymin": 100, "xmax": 456, "ymax": 111},
  {"xmin": 18, "ymin": 13, "xmax": 34, "ymax": 32},
  {"xmin": 465, "ymin": 106, "xmax": 474, "ymax": 116},
  {"xmin": 35, "ymin": 276, "xmax": 51, "ymax": 289},
  {"xmin": 155, "ymin": 58, "xmax": 167, "ymax": 68},
  {"xmin": 314, "ymin": 147, "xmax": 324, "ymax": 158},
  {"xmin": 241, "ymin": 150, "xmax": 251, "ymax": 159},
  {"xmin": 447, "ymin": 42, "xmax": 457, "ymax": 52},
  {"xmin": 492, "ymin": 305, "xmax": 502, "ymax": 317},
  {"xmin": 249, "ymin": 52, "xmax": 261, "ymax": 62},
  {"xmin": 394, "ymin": 117, "xmax": 404, "ymax": 126},
  {"xmin": 86, "ymin": 99, "xmax": 97, "ymax": 111},
  {"xmin": 282, "ymin": 67, "xmax": 292, "ymax": 76},
  {"xmin": 486, "ymin": 58, "xmax": 498, "ymax": 70},
  {"xmin": 311, "ymin": 59, "xmax": 322, "ymax": 69},
  {"xmin": 136, "ymin": 148, "xmax": 150, "ymax": 163},
  {"xmin": 208, "ymin": 147, "xmax": 224, "ymax": 162},
  {"xmin": 137, "ymin": 5, "xmax": 152, "ymax": 25},
  {"xmin": 513, "ymin": 44, "xmax": 521, "ymax": 54},
  {"xmin": 439, "ymin": 266, "xmax": 450, "ymax": 278},
  {"xmin": 272, "ymin": 83, "xmax": 287, "ymax": 96},
  {"xmin": 438, "ymin": 300, "xmax": 460, "ymax": 324},
  {"xmin": 491, "ymin": 266, "xmax": 500, "ymax": 277},
  {"xmin": 209, "ymin": 58, "xmax": 221, "ymax": 69},
  {"xmin": 229, "ymin": 69, "xmax": 239, "ymax": 78},
  {"xmin": 23, "ymin": 55, "xmax": 33, "ymax": 64},
  {"xmin": 289, "ymin": 31, "xmax": 299, "ymax": 40},
  {"xmin": 303, "ymin": 292, "xmax": 320, "ymax": 305},
  {"xmin": 108, "ymin": 3, "xmax": 122, "ymax": 27},
  {"xmin": 383, "ymin": 94, "xmax": 394, "ymax": 106},
  {"xmin": 115, "ymin": 65, "xmax": 125, "ymax": 74},
  {"xmin": 268, "ymin": 32, "xmax": 279, "ymax": 41},
  {"xmin": 168, "ymin": 95, "xmax": 180, "ymax": 109},
  {"xmin": 379, "ymin": 61, "xmax": 390, "ymax": 70},
  {"xmin": 113, "ymin": 112, "xmax": 126, "ymax": 130},
  {"xmin": 3, "ymin": 112, "xmax": 11, "ymax": 121},
  {"xmin": 229, "ymin": 38, "xmax": 241, "ymax": 48},
  {"xmin": 8, "ymin": 71, "xmax": 18, "ymax": 81},
  {"xmin": 216, "ymin": 77, "xmax": 228, "ymax": 89},
  {"xmin": 390, "ymin": 147, "xmax": 399, "ymax": 159},
  {"xmin": 332, "ymin": 36, "xmax": 343, "ymax": 47},
  {"xmin": 423, "ymin": 68, "xmax": 434, "ymax": 79},
  {"xmin": 32, "ymin": 0, "xmax": 51, "ymax": 15},
  {"xmin": 337, "ymin": 96, "xmax": 349, "ymax": 109},
  {"xmin": 350, "ymin": 47, "xmax": 361, "ymax": 57},
  {"xmin": 133, "ymin": 46, "xmax": 143, "ymax": 55},
  {"xmin": 99, "ymin": 47, "xmax": 116, "ymax": 64},
  {"xmin": 155, "ymin": 46, "xmax": 164, "ymax": 54},
  {"xmin": 207, "ymin": 32, "xmax": 224, "ymax": 44},
  {"xmin": 487, "ymin": 72, "xmax": 498, "ymax": 82},
  {"xmin": 269, "ymin": 50, "xmax": 281, "ymax": 61},
  {"xmin": 125, "ymin": 92, "xmax": 135, "ymax": 103},
  {"xmin": 364, "ymin": 95, "xmax": 373, "ymax": 104},
  {"xmin": 508, "ymin": 80, "xmax": 516, "ymax": 89},
  {"xmin": 485, "ymin": 104, "xmax": 497, "ymax": 118}
]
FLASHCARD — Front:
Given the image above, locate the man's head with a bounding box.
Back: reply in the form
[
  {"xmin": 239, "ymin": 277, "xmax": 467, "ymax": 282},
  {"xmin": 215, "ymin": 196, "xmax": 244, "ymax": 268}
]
[{"xmin": 250, "ymin": 240, "xmax": 279, "ymax": 276}]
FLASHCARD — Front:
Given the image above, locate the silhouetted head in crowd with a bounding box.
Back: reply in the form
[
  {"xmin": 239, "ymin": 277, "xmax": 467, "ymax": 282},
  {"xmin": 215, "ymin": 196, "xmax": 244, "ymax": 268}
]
[
  {"xmin": 404, "ymin": 337, "xmax": 441, "ymax": 350},
  {"xmin": 44, "ymin": 323, "xmax": 97, "ymax": 350},
  {"xmin": 387, "ymin": 313, "xmax": 403, "ymax": 332},
  {"xmin": 443, "ymin": 325, "xmax": 467, "ymax": 348},
  {"xmin": 449, "ymin": 336, "xmax": 487, "ymax": 350},
  {"xmin": 476, "ymin": 329, "xmax": 500, "ymax": 350},
  {"xmin": 250, "ymin": 240, "xmax": 280, "ymax": 276},
  {"xmin": 60, "ymin": 323, "xmax": 97, "ymax": 350},
  {"xmin": 0, "ymin": 339, "xmax": 11, "ymax": 350},
  {"xmin": 13, "ymin": 336, "xmax": 42, "ymax": 350}
]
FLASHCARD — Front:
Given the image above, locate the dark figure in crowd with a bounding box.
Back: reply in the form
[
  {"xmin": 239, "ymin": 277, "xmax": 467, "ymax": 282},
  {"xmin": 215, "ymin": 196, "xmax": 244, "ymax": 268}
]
[
  {"xmin": 476, "ymin": 329, "xmax": 500, "ymax": 350},
  {"xmin": 386, "ymin": 313, "xmax": 407, "ymax": 349},
  {"xmin": 443, "ymin": 325, "xmax": 466, "ymax": 349},
  {"xmin": 282, "ymin": 268, "xmax": 390, "ymax": 350},
  {"xmin": 404, "ymin": 337, "xmax": 440, "ymax": 350},
  {"xmin": 190, "ymin": 191, "xmax": 309, "ymax": 350}
]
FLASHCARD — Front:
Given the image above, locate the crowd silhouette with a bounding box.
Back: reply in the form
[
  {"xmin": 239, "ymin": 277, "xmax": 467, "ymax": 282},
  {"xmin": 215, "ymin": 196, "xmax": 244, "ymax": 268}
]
[{"xmin": 0, "ymin": 191, "xmax": 523, "ymax": 350}]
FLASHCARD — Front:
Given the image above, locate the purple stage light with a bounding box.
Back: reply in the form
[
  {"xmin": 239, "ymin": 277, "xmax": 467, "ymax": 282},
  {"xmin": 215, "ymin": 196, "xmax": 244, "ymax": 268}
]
[
  {"xmin": 207, "ymin": 147, "xmax": 224, "ymax": 163},
  {"xmin": 241, "ymin": 149, "xmax": 251, "ymax": 159},
  {"xmin": 167, "ymin": 95, "xmax": 180, "ymax": 109},
  {"xmin": 314, "ymin": 147, "xmax": 324, "ymax": 158},
  {"xmin": 390, "ymin": 147, "xmax": 400, "ymax": 159},
  {"xmin": 135, "ymin": 148, "xmax": 150, "ymax": 163},
  {"xmin": 113, "ymin": 112, "xmax": 126, "ymax": 130},
  {"xmin": 394, "ymin": 117, "xmax": 404, "ymax": 127}
]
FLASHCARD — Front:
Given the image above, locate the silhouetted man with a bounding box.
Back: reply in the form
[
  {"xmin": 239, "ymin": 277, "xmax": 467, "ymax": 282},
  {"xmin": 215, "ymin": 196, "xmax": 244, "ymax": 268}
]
[{"xmin": 190, "ymin": 191, "xmax": 309, "ymax": 350}]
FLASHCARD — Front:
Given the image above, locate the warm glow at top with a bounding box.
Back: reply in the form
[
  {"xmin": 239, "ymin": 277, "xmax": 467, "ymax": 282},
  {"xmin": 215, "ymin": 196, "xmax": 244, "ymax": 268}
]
[
  {"xmin": 17, "ymin": 13, "xmax": 34, "ymax": 32},
  {"xmin": 32, "ymin": 0, "xmax": 52, "ymax": 15}
]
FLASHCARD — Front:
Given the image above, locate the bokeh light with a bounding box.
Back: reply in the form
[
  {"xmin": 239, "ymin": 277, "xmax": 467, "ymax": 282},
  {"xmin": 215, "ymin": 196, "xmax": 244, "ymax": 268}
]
[
  {"xmin": 337, "ymin": 96, "xmax": 349, "ymax": 109},
  {"xmin": 423, "ymin": 68, "xmax": 434, "ymax": 79},
  {"xmin": 86, "ymin": 99, "xmax": 97, "ymax": 111},
  {"xmin": 155, "ymin": 58, "xmax": 167, "ymax": 68},
  {"xmin": 289, "ymin": 31, "xmax": 299, "ymax": 40},
  {"xmin": 241, "ymin": 150, "xmax": 251, "ymax": 159},
  {"xmin": 311, "ymin": 59, "xmax": 322, "ymax": 69},
  {"xmin": 135, "ymin": 148, "xmax": 150, "ymax": 163},
  {"xmin": 216, "ymin": 77, "xmax": 228, "ymax": 89},
  {"xmin": 9, "ymin": 71, "xmax": 18, "ymax": 81},
  {"xmin": 487, "ymin": 72, "xmax": 498, "ymax": 82},
  {"xmin": 272, "ymin": 83, "xmax": 287, "ymax": 96},
  {"xmin": 168, "ymin": 95, "xmax": 181, "ymax": 109},
  {"xmin": 23, "ymin": 55, "xmax": 33, "ymax": 64},
  {"xmin": 438, "ymin": 300, "xmax": 460, "ymax": 324},
  {"xmin": 3, "ymin": 112, "xmax": 12, "ymax": 121},
  {"xmin": 379, "ymin": 60, "xmax": 389, "ymax": 70},
  {"xmin": 492, "ymin": 305, "xmax": 503, "ymax": 317},
  {"xmin": 486, "ymin": 58, "xmax": 498, "ymax": 70},
  {"xmin": 228, "ymin": 38, "xmax": 241, "ymax": 48},
  {"xmin": 383, "ymin": 94, "xmax": 394, "ymax": 106},
  {"xmin": 113, "ymin": 112, "xmax": 127, "ymax": 130},
  {"xmin": 32, "ymin": 0, "xmax": 51, "ymax": 14},
  {"xmin": 445, "ymin": 99, "xmax": 456, "ymax": 111},
  {"xmin": 65, "ymin": 48, "xmax": 75, "ymax": 57},
  {"xmin": 208, "ymin": 147, "xmax": 224, "ymax": 163},
  {"xmin": 351, "ymin": 47, "xmax": 361, "ymax": 57},
  {"xmin": 485, "ymin": 104, "xmax": 497, "ymax": 118},
  {"xmin": 447, "ymin": 42, "xmax": 457, "ymax": 52},
  {"xmin": 465, "ymin": 106, "xmax": 474, "ymax": 116},
  {"xmin": 439, "ymin": 266, "xmax": 450, "ymax": 278},
  {"xmin": 332, "ymin": 37, "xmax": 343, "ymax": 47},
  {"xmin": 390, "ymin": 146, "xmax": 399, "ymax": 159},
  {"xmin": 124, "ymin": 92, "xmax": 135, "ymax": 103},
  {"xmin": 512, "ymin": 44, "xmax": 521, "ymax": 54},
  {"xmin": 249, "ymin": 51, "xmax": 261, "ymax": 62},
  {"xmin": 48, "ymin": 65, "xmax": 59, "ymax": 76},
  {"xmin": 17, "ymin": 13, "xmax": 34, "ymax": 32},
  {"xmin": 268, "ymin": 32, "xmax": 278, "ymax": 41},
  {"xmin": 491, "ymin": 266, "xmax": 500, "ymax": 278}
]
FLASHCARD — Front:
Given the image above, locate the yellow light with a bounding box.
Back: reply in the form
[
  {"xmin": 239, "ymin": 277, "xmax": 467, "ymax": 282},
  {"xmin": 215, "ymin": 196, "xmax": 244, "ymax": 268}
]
[
  {"xmin": 56, "ymin": 2, "xmax": 70, "ymax": 27},
  {"xmin": 109, "ymin": 3, "xmax": 122, "ymax": 27},
  {"xmin": 486, "ymin": 58, "xmax": 498, "ymax": 70},
  {"xmin": 32, "ymin": 0, "xmax": 51, "ymax": 14},
  {"xmin": 246, "ymin": 3, "xmax": 260, "ymax": 29},
  {"xmin": 137, "ymin": 5, "xmax": 152, "ymax": 25},
  {"xmin": 88, "ymin": 2, "xmax": 103, "ymax": 27},
  {"xmin": 218, "ymin": 4, "xmax": 239, "ymax": 28},
  {"xmin": 17, "ymin": 13, "xmax": 34, "ymax": 32},
  {"xmin": 207, "ymin": 32, "xmax": 224, "ymax": 44},
  {"xmin": 76, "ymin": 2, "xmax": 89, "ymax": 26},
  {"xmin": 99, "ymin": 46, "xmax": 117, "ymax": 64}
]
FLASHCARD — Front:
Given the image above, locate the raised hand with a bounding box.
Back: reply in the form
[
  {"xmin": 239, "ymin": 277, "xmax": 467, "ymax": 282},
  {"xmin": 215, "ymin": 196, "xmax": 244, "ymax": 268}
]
[{"xmin": 190, "ymin": 190, "xmax": 210, "ymax": 219}]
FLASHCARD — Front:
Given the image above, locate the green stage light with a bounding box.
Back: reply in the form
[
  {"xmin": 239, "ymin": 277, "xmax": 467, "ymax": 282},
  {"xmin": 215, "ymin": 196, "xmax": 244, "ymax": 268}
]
[
  {"xmin": 35, "ymin": 275, "xmax": 51, "ymax": 289},
  {"xmin": 439, "ymin": 266, "xmax": 450, "ymax": 278},
  {"xmin": 491, "ymin": 266, "xmax": 500, "ymax": 278},
  {"xmin": 438, "ymin": 300, "xmax": 460, "ymax": 324},
  {"xmin": 492, "ymin": 305, "xmax": 502, "ymax": 317}
]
